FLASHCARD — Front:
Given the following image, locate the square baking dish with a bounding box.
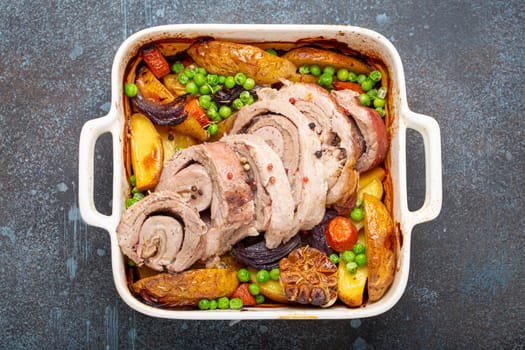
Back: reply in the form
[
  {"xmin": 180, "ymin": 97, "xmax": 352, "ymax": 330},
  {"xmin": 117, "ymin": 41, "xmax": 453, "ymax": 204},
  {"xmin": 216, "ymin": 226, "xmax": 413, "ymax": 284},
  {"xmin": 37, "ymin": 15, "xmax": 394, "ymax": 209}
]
[{"xmin": 78, "ymin": 24, "xmax": 442, "ymax": 319}]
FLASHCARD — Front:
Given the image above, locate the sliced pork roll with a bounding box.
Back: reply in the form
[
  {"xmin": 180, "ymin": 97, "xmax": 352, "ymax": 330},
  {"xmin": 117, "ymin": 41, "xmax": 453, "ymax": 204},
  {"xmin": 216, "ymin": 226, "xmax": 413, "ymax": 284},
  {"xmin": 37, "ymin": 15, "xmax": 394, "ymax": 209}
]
[
  {"xmin": 331, "ymin": 89, "xmax": 388, "ymax": 173},
  {"xmin": 116, "ymin": 191, "xmax": 207, "ymax": 272},
  {"xmin": 222, "ymin": 133, "xmax": 296, "ymax": 248},
  {"xmin": 275, "ymin": 82, "xmax": 360, "ymax": 213},
  {"xmin": 230, "ymin": 98, "xmax": 327, "ymax": 230},
  {"xmin": 155, "ymin": 142, "xmax": 256, "ymax": 258}
]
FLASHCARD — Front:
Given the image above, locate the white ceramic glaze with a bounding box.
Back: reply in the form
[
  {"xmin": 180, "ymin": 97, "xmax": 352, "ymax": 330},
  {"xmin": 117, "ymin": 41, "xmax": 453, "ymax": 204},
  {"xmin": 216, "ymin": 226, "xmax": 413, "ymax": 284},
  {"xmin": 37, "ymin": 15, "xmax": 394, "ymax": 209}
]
[{"xmin": 78, "ymin": 24, "xmax": 442, "ymax": 319}]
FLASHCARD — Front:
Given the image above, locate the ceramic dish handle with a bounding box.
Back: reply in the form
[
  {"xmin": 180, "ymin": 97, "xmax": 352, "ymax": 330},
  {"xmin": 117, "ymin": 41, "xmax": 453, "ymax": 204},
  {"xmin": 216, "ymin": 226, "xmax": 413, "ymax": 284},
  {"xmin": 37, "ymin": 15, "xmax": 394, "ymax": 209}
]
[
  {"xmin": 403, "ymin": 111, "xmax": 443, "ymax": 230},
  {"xmin": 78, "ymin": 113, "xmax": 120, "ymax": 232}
]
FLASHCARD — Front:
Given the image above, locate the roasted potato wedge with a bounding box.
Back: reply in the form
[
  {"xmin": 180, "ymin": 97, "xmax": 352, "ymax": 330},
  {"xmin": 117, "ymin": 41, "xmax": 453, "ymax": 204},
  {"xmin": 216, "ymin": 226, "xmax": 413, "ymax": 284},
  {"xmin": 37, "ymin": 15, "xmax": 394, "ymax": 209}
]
[
  {"xmin": 358, "ymin": 177, "xmax": 384, "ymax": 202},
  {"xmin": 171, "ymin": 116, "xmax": 209, "ymax": 142},
  {"xmin": 248, "ymin": 267, "xmax": 289, "ymax": 303},
  {"xmin": 363, "ymin": 193, "xmax": 395, "ymax": 301},
  {"xmin": 132, "ymin": 269, "xmax": 239, "ymax": 307},
  {"xmin": 283, "ymin": 47, "xmax": 372, "ymax": 74},
  {"xmin": 187, "ymin": 40, "xmax": 297, "ymax": 84},
  {"xmin": 136, "ymin": 66, "xmax": 176, "ymax": 103},
  {"xmin": 359, "ymin": 166, "xmax": 386, "ymax": 188},
  {"xmin": 130, "ymin": 113, "xmax": 164, "ymax": 190},
  {"xmin": 156, "ymin": 126, "xmax": 199, "ymax": 162},
  {"xmin": 338, "ymin": 232, "xmax": 368, "ymax": 307}
]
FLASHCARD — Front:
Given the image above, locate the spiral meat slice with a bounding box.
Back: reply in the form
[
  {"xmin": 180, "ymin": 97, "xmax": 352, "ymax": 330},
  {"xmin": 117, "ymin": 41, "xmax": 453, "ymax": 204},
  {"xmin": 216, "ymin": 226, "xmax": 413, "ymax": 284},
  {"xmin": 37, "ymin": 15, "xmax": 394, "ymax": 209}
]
[
  {"xmin": 116, "ymin": 191, "xmax": 207, "ymax": 272},
  {"xmin": 230, "ymin": 98, "xmax": 327, "ymax": 230},
  {"xmin": 331, "ymin": 89, "xmax": 388, "ymax": 173},
  {"xmin": 155, "ymin": 142, "xmax": 256, "ymax": 258},
  {"xmin": 222, "ymin": 133, "xmax": 296, "ymax": 248},
  {"xmin": 260, "ymin": 82, "xmax": 360, "ymax": 215}
]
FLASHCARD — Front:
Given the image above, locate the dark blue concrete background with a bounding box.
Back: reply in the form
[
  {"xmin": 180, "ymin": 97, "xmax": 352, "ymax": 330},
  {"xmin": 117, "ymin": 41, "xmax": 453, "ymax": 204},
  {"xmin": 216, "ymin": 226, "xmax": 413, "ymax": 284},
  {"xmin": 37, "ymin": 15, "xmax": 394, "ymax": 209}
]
[{"xmin": 1, "ymin": 1, "xmax": 523, "ymax": 349}]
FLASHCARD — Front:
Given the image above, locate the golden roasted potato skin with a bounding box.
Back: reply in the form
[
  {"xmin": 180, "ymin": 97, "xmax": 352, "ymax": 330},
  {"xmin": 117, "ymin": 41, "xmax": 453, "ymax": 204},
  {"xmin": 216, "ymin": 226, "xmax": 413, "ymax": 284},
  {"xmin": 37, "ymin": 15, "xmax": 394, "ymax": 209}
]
[
  {"xmin": 130, "ymin": 113, "xmax": 164, "ymax": 191},
  {"xmin": 187, "ymin": 40, "xmax": 297, "ymax": 84},
  {"xmin": 283, "ymin": 47, "xmax": 371, "ymax": 74},
  {"xmin": 132, "ymin": 269, "xmax": 239, "ymax": 307},
  {"xmin": 363, "ymin": 193, "xmax": 396, "ymax": 301},
  {"xmin": 337, "ymin": 232, "xmax": 368, "ymax": 307}
]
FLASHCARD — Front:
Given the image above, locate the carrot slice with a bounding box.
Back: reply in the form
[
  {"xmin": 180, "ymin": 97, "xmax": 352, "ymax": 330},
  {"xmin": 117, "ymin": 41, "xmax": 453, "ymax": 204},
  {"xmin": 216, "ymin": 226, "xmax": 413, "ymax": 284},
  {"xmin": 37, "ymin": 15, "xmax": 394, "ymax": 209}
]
[
  {"xmin": 332, "ymin": 81, "xmax": 364, "ymax": 94},
  {"xmin": 184, "ymin": 98, "xmax": 210, "ymax": 127},
  {"xmin": 142, "ymin": 45, "xmax": 171, "ymax": 78},
  {"xmin": 230, "ymin": 283, "xmax": 256, "ymax": 306}
]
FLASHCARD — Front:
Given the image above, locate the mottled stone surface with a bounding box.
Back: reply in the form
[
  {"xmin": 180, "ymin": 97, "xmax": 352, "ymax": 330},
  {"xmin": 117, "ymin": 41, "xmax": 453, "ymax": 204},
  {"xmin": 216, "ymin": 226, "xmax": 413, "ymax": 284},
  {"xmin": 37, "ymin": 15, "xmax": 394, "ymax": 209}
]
[{"xmin": 0, "ymin": 1, "xmax": 523, "ymax": 349}]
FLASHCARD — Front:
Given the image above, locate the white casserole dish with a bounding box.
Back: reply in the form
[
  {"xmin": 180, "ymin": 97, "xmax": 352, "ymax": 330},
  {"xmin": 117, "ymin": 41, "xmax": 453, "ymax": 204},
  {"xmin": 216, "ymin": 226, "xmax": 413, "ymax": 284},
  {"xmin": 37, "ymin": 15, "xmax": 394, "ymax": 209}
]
[{"xmin": 78, "ymin": 24, "xmax": 442, "ymax": 319}]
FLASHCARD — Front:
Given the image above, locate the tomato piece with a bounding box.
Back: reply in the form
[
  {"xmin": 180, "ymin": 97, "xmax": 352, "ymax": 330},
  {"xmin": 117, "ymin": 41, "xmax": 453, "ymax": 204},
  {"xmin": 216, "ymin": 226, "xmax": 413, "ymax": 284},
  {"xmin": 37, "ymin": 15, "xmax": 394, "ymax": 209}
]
[
  {"xmin": 332, "ymin": 81, "xmax": 364, "ymax": 94},
  {"xmin": 184, "ymin": 98, "xmax": 210, "ymax": 127},
  {"xmin": 142, "ymin": 45, "xmax": 171, "ymax": 78},
  {"xmin": 230, "ymin": 283, "xmax": 256, "ymax": 306},
  {"xmin": 325, "ymin": 216, "xmax": 358, "ymax": 252}
]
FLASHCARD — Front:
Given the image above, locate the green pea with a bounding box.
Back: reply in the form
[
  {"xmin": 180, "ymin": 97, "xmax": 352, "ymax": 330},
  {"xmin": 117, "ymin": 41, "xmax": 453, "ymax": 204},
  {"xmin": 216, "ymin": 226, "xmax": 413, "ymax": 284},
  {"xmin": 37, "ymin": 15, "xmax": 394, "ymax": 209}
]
[
  {"xmin": 248, "ymin": 283, "xmax": 260, "ymax": 296},
  {"xmin": 207, "ymin": 109, "xmax": 221, "ymax": 122},
  {"xmin": 131, "ymin": 187, "xmax": 141, "ymax": 195},
  {"xmin": 224, "ymin": 76, "xmax": 235, "ymax": 89},
  {"xmin": 310, "ymin": 64, "xmax": 322, "ymax": 76},
  {"xmin": 318, "ymin": 73, "xmax": 333, "ymax": 87},
  {"xmin": 255, "ymin": 294, "xmax": 265, "ymax": 304},
  {"xmin": 367, "ymin": 89, "xmax": 378, "ymax": 100},
  {"xmin": 266, "ymin": 49, "xmax": 277, "ymax": 56},
  {"xmin": 336, "ymin": 68, "xmax": 349, "ymax": 81},
  {"xmin": 329, "ymin": 253, "xmax": 340, "ymax": 265},
  {"xmin": 361, "ymin": 77, "xmax": 375, "ymax": 92},
  {"xmin": 133, "ymin": 192, "xmax": 144, "ymax": 201},
  {"xmin": 323, "ymin": 66, "xmax": 335, "ymax": 76},
  {"xmin": 239, "ymin": 91, "xmax": 251, "ymax": 104},
  {"xmin": 125, "ymin": 197, "xmax": 135, "ymax": 208},
  {"xmin": 218, "ymin": 75, "xmax": 226, "ymax": 84},
  {"xmin": 130, "ymin": 175, "xmax": 136, "ymax": 187},
  {"xmin": 171, "ymin": 61, "xmax": 184, "ymax": 74},
  {"xmin": 207, "ymin": 123, "xmax": 219, "ymax": 136},
  {"xmin": 208, "ymin": 102, "xmax": 218, "ymax": 112},
  {"xmin": 183, "ymin": 68, "xmax": 195, "ymax": 79},
  {"xmin": 346, "ymin": 262, "xmax": 358, "ymax": 274},
  {"xmin": 256, "ymin": 269, "xmax": 270, "ymax": 283},
  {"xmin": 369, "ymin": 70, "xmax": 382, "ymax": 82},
  {"xmin": 199, "ymin": 84, "xmax": 211, "ymax": 95},
  {"xmin": 209, "ymin": 299, "xmax": 218, "ymax": 310},
  {"xmin": 211, "ymin": 84, "xmax": 222, "ymax": 94},
  {"xmin": 341, "ymin": 250, "xmax": 356, "ymax": 264},
  {"xmin": 376, "ymin": 107, "xmax": 385, "ymax": 117},
  {"xmin": 378, "ymin": 86, "xmax": 388, "ymax": 99},
  {"xmin": 350, "ymin": 207, "xmax": 364, "ymax": 222},
  {"xmin": 269, "ymin": 268, "xmax": 280, "ymax": 281},
  {"xmin": 355, "ymin": 253, "xmax": 367, "ymax": 266},
  {"xmin": 198, "ymin": 299, "xmax": 210, "ymax": 310},
  {"xmin": 198, "ymin": 95, "xmax": 212, "ymax": 109},
  {"xmin": 124, "ymin": 83, "xmax": 138, "ymax": 97},
  {"xmin": 193, "ymin": 73, "xmax": 206, "ymax": 86},
  {"xmin": 219, "ymin": 105, "xmax": 232, "ymax": 119},
  {"xmin": 217, "ymin": 297, "xmax": 230, "ymax": 309},
  {"xmin": 373, "ymin": 98, "xmax": 386, "ymax": 108},
  {"xmin": 229, "ymin": 298, "xmax": 243, "ymax": 310},
  {"xmin": 299, "ymin": 64, "xmax": 310, "ymax": 75},
  {"xmin": 353, "ymin": 243, "xmax": 365, "ymax": 255},
  {"xmin": 185, "ymin": 81, "xmax": 198, "ymax": 95},
  {"xmin": 234, "ymin": 72, "xmax": 247, "ymax": 86},
  {"xmin": 358, "ymin": 93, "xmax": 371, "ymax": 106},
  {"xmin": 246, "ymin": 94, "xmax": 255, "ymax": 105},
  {"xmin": 356, "ymin": 74, "xmax": 367, "ymax": 84},
  {"xmin": 237, "ymin": 268, "xmax": 250, "ymax": 282},
  {"xmin": 207, "ymin": 74, "xmax": 219, "ymax": 86},
  {"xmin": 348, "ymin": 72, "xmax": 358, "ymax": 82},
  {"xmin": 243, "ymin": 77, "xmax": 255, "ymax": 90},
  {"xmin": 197, "ymin": 67, "xmax": 207, "ymax": 76},
  {"xmin": 177, "ymin": 73, "xmax": 189, "ymax": 85},
  {"xmin": 232, "ymin": 98, "xmax": 244, "ymax": 110}
]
